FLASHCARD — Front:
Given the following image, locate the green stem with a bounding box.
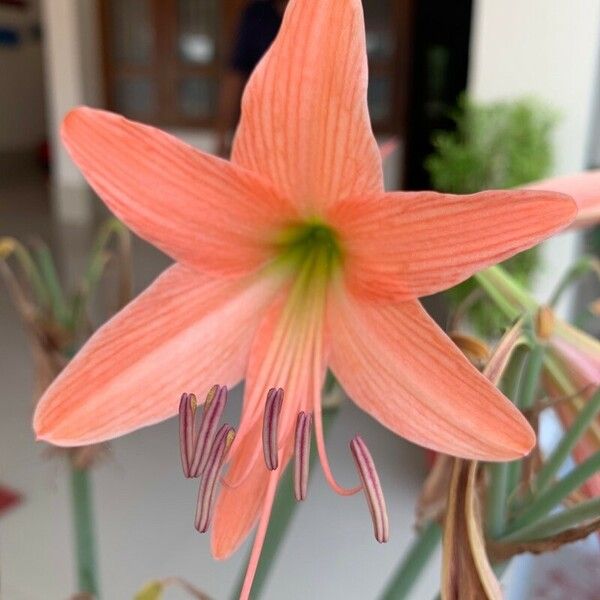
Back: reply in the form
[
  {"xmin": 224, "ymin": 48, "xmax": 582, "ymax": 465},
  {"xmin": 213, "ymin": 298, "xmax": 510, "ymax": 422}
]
[
  {"xmin": 534, "ymin": 389, "xmax": 600, "ymax": 494},
  {"xmin": 548, "ymin": 255, "xmax": 600, "ymax": 308},
  {"xmin": 506, "ymin": 451, "xmax": 600, "ymax": 534},
  {"xmin": 487, "ymin": 345, "xmax": 534, "ymax": 537},
  {"xmin": 231, "ymin": 406, "xmax": 339, "ymax": 599},
  {"xmin": 487, "ymin": 463, "xmax": 509, "ymax": 538},
  {"xmin": 1, "ymin": 239, "xmax": 51, "ymax": 309},
  {"xmin": 379, "ymin": 521, "xmax": 441, "ymax": 600},
  {"xmin": 33, "ymin": 242, "xmax": 70, "ymax": 326},
  {"xmin": 504, "ymin": 348, "xmax": 529, "ymax": 502},
  {"xmin": 517, "ymin": 343, "xmax": 545, "ymax": 411},
  {"xmin": 501, "ymin": 497, "xmax": 600, "ymax": 541},
  {"xmin": 474, "ymin": 266, "xmax": 535, "ymax": 320},
  {"xmin": 70, "ymin": 464, "xmax": 100, "ymax": 597}
]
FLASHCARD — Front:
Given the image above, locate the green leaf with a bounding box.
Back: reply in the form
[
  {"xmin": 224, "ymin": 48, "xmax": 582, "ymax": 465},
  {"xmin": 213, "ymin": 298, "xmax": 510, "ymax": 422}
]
[
  {"xmin": 0, "ymin": 236, "xmax": 51, "ymax": 309},
  {"xmin": 70, "ymin": 218, "xmax": 132, "ymax": 331},
  {"xmin": 506, "ymin": 451, "xmax": 600, "ymax": 535},
  {"xmin": 501, "ymin": 497, "xmax": 600, "ymax": 542},
  {"xmin": 534, "ymin": 388, "xmax": 600, "ymax": 494},
  {"xmin": 32, "ymin": 240, "xmax": 70, "ymax": 326},
  {"xmin": 380, "ymin": 520, "xmax": 441, "ymax": 600}
]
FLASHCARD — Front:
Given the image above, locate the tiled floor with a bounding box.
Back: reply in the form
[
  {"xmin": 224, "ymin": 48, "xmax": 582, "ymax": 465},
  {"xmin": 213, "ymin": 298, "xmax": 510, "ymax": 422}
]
[{"xmin": 0, "ymin": 156, "xmax": 440, "ymax": 599}]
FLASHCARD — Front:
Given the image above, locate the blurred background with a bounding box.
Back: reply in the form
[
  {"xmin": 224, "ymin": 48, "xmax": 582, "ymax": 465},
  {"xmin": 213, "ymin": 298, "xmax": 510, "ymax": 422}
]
[{"xmin": 0, "ymin": 1, "xmax": 599, "ymax": 598}]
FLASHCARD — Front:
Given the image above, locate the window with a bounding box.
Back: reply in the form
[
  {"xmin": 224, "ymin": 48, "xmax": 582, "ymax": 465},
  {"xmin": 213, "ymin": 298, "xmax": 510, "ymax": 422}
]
[{"xmin": 101, "ymin": 0, "xmax": 412, "ymax": 134}]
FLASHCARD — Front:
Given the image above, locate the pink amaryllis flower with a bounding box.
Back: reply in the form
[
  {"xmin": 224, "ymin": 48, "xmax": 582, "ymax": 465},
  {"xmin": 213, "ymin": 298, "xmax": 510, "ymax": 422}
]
[{"xmin": 34, "ymin": 0, "xmax": 575, "ymax": 581}]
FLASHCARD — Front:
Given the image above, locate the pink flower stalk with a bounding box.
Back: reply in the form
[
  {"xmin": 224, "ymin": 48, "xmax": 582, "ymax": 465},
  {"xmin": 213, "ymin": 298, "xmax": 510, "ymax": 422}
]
[{"xmin": 32, "ymin": 1, "xmax": 579, "ymax": 596}]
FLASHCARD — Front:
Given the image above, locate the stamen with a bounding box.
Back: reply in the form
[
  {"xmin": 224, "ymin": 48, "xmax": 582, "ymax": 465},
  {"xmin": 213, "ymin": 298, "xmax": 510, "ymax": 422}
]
[
  {"xmin": 294, "ymin": 411, "xmax": 312, "ymax": 501},
  {"xmin": 349, "ymin": 435, "xmax": 389, "ymax": 543},
  {"xmin": 190, "ymin": 385, "xmax": 228, "ymax": 477},
  {"xmin": 194, "ymin": 424, "xmax": 235, "ymax": 533},
  {"xmin": 178, "ymin": 393, "xmax": 196, "ymax": 478},
  {"xmin": 262, "ymin": 387, "xmax": 284, "ymax": 470}
]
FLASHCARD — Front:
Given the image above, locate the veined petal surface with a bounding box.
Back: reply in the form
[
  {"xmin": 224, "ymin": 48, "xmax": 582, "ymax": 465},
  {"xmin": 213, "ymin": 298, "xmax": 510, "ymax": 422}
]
[
  {"xmin": 328, "ymin": 190, "xmax": 577, "ymax": 301},
  {"xmin": 231, "ymin": 0, "xmax": 383, "ymax": 212},
  {"xmin": 34, "ymin": 265, "xmax": 277, "ymax": 445},
  {"xmin": 524, "ymin": 170, "xmax": 600, "ymax": 228},
  {"xmin": 212, "ymin": 290, "xmax": 327, "ymax": 558},
  {"xmin": 62, "ymin": 107, "xmax": 296, "ymax": 277},
  {"xmin": 328, "ymin": 292, "xmax": 535, "ymax": 460}
]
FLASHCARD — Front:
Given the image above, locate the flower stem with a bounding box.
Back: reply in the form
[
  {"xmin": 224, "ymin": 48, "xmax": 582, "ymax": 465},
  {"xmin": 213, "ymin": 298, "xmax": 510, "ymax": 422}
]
[
  {"xmin": 533, "ymin": 388, "xmax": 600, "ymax": 494},
  {"xmin": 379, "ymin": 520, "xmax": 441, "ymax": 600},
  {"xmin": 487, "ymin": 463, "xmax": 509, "ymax": 538},
  {"xmin": 70, "ymin": 463, "xmax": 100, "ymax": 597},
  {"xmin": 504, "ymin": 347, "xmax": 529, "ymax": 502},
  {"xmin": 506, "ymin": 451, "xmax": 600, "ymax": 534},
  {"xmin": 501, "ymin": 497, "xmax": 600, "ymax": 541},
  {"xmin": 517, "ymin": 343, "xmax": 545, "ymax": 411},
  {"xmin": 486, "ymin": 345, "xmax": 531, "ymax": 538}
]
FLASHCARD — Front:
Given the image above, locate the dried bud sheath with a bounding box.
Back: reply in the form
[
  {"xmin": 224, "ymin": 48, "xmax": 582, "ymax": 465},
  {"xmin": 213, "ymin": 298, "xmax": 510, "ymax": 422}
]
[
  {"xmin": 178, "ymin": 393, "xmax": 196, "ymax": 477},
  {"xmin": 262, "ymin": 388, "xmax": 284, "ymax": 470},
  {"xmin": 190, "ymin": 385, "xmax": 228, "ymax": 477},
  {"xmin": 294, "ymin": 412, "xmax": 312, "ymax": 501},
  {"xmin": 350, "ymin": 435, "xmax": 389, "ymax": 543},
  {"xmin": 195, "ymin": 424, "xmax": 235, "ymax": 533}
]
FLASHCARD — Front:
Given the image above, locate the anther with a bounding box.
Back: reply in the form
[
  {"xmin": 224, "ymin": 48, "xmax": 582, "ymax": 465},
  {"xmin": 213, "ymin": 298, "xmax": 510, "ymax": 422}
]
[
  {"xmin": 195, "ymin": 424, "xmax": 235, "ymax": 533},
  {"xmin": 190, "ymin": 385, "xmax": 228, "ymax": 477},
  {"xmin": 262, "ymin": 388, "xmax": 284, "ymax": 470},
  {"xmin": 349, "ymin": 435, "xmax": 389, "ymax": 543},
  {"xmin": 178, "ymin": 393, "xmax": 196, "ymax": 478},
  {"xmin": 294, "ymin": 411, "xmax": 312, "ymax": 501}
]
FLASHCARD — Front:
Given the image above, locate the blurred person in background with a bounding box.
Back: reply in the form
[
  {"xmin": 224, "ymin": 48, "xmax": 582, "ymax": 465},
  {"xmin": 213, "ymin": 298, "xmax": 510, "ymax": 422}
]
[{"xmin": 216, "ymin": 0, "xmax": 288, "ymax": 157}]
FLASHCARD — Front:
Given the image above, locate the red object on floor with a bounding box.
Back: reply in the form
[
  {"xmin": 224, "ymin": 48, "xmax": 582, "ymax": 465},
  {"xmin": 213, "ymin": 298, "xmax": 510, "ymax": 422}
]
[{"xmin": 0, "ymin": 485, "xmax": 23, "ymax": 516}]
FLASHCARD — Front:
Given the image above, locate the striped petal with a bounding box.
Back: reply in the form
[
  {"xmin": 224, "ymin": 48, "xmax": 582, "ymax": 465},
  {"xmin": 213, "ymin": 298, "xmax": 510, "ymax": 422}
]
[
  {"xmin": 327, "ymin": 190, "xmax": 577, "ymax": 301},
  {"xmin": 34, "ymin": 265, "xmax": 276, "ymax": 445},
  {"xmin": 328, "ymin": 292, "xmax": 535, "ymax": 460},
  {"xmin": 62, "ymin": 107, "xmax": 296, "ymax": 277},
  {"xmin": 524, "ymin": 170, "xmax": 600, "ymax": 228},
  {"xmin": 231, "ymin": 0, "xmax": 382, "ymax": 212},
  {"xmin": 212, "ymin": 290, "xmax": 327, "ymax": 558}
]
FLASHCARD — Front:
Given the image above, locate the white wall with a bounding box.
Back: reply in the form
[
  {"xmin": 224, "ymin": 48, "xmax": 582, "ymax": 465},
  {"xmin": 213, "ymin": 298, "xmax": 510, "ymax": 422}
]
[
  {"xmin": 0, "ymin": 1, "xmax": 46, "ymax": 152},
  {"xmin": 470, "ymin": 0, "xmax": 600, "ymax": 176},
  {"xmin": 40, "ymin": 0, "xmax": 103, "ymax": 222},
  {"xmin": 469, "ymin": 0, "xmax": 600, "ymax": 310}
]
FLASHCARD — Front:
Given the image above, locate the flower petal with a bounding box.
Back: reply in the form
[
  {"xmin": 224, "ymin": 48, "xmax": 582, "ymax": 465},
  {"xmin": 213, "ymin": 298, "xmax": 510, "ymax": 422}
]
[
  {"xmin": 212, "ymin": 289, "xmax": 327, "ymax": 558},
  {"xmin": 211, "ymin": 422, "xmax": 275, "ymax": 560},
  {"xmin": 327, "ymin": 190, "xmax": 577, "ymax": 301},
  {"xmin": 231, "ymin": 0, "xmax": 382, "ymax": 211},
  {"xmin": 524, "ymin": 170, "xmax": 600, "ymax": 228},
  {"xmin": 62, "ymin": 107, "xmax": 296, "ymax": 277},
  {"xmin": 34, "ymin": 265, "xmax": 277, "ymax": 446},
  {"xmin": 328, "ymin": 293, "xmax": 535, "ymax": 460}
]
